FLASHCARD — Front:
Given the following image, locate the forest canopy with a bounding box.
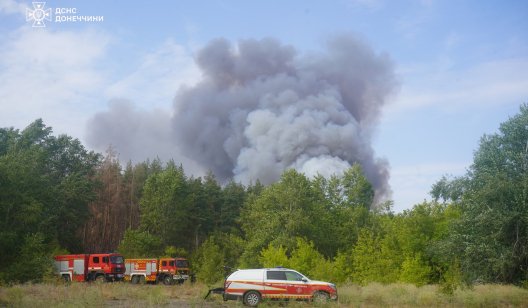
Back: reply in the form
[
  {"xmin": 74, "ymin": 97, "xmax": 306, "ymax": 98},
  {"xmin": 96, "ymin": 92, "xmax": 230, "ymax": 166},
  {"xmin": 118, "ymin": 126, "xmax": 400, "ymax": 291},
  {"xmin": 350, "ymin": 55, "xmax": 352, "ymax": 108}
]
[{"xmin": 1, "ymin": 104, "xmax": 528, "ymax": 287}]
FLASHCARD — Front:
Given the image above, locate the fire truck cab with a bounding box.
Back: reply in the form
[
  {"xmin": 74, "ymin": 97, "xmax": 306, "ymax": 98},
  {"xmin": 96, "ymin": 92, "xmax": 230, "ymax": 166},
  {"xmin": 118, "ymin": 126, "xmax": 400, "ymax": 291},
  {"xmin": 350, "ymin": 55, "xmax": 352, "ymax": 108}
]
[
  {"xmin": 223, "ymin": 268, "xmax": 337, "ymax": 306},
  {"xmin": 158, "ymin": 257, "xmax": 191, "ymax": 284}
]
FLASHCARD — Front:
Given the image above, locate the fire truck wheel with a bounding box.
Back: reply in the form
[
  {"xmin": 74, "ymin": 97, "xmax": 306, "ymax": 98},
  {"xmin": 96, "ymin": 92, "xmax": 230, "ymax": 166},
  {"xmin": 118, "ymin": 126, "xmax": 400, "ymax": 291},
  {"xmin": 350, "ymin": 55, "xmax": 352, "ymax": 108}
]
[
  {"xmin": 139, "ymin": 276, "xmax": 146, "ymax": 285},
  {"xmin": 131, "ymin": 275, "xmax": 139, "ymax": 284},
  {"xmin": 62, "ymin": 275, "xmax": 71, "ymax": 283},
  {"xmin": 95, "ymin": 275, "xmax": 106, "ymax": 283},
  {"xmin": 243, "ymin": 290, "xmax": 261, "ymax": 307},
  {"xmin": 163, "ymin": 275, "xmax": 172, "ymax": 285}
]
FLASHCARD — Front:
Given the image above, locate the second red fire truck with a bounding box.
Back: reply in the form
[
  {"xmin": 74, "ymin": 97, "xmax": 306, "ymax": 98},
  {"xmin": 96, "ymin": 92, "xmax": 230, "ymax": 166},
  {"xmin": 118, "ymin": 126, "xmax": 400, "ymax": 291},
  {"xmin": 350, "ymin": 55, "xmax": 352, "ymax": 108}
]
[{"xmin": 124, "ymin": 257, "xmax": 192, "ymax": 285}]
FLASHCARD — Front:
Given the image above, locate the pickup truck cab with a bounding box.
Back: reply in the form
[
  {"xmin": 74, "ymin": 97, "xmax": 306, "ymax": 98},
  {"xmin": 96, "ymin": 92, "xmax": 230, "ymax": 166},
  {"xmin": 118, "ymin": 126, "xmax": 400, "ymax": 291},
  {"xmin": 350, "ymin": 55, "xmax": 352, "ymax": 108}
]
[{"xmin": 223, "ymin": 268, "xmax": 337, "ymax": 306}]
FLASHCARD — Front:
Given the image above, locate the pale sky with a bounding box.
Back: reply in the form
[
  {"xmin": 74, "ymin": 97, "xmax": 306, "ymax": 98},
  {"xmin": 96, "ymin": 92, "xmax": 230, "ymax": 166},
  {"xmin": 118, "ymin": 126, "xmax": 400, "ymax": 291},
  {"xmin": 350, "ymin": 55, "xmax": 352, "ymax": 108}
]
[{"xmin": 1, "ymin": 0, "xmax": 527, "ymax": 211}]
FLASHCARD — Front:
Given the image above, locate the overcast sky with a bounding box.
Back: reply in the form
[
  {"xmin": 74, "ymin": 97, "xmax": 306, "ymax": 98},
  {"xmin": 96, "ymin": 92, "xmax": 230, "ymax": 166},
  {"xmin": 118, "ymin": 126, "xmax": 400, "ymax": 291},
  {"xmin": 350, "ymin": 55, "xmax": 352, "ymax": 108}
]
[{"xmin": 1, "ymin": 0, "xmax": 527, "ymax": 211}]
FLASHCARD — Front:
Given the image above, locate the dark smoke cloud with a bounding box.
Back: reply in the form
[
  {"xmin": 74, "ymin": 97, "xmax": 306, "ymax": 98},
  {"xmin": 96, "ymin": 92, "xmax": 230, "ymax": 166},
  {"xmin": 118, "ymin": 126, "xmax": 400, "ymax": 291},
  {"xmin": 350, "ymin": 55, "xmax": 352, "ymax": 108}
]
[
  {"xmin": 172, "ymin": 36, "xmax": 397, "ymax": 201},
  {"xmin": 87, "ymin": 35, "xmax": 398, "ymax": 203}
]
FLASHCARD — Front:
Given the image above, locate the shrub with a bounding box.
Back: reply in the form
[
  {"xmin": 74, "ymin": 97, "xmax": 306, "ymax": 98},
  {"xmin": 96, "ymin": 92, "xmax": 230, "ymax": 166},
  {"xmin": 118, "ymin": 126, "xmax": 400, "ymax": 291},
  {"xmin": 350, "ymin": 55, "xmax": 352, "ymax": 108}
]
[
  {"xmin": 399, "ymin": 254, "xmax": 432, "ymax": 286},
  {"xmin": 0, "ymin": 233, "xmax": 53, "ymax": 283},
  {"xmin": 259, "ymin": 243, "xmax": 289, "ymax": 268},
  {"xmin": 288, "ymin": 238, "xmax": 323, "ymax": 277},
  {"xmin": 192, "ymin": 238, "xmax": 225, "ymax": 286}
]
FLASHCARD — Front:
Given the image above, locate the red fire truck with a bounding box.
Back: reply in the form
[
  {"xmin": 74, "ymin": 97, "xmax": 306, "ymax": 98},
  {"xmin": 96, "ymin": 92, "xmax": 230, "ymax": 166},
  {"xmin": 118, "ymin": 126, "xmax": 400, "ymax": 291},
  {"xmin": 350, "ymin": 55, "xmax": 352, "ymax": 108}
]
[
  {"xmin": 124, "ymin": 257, "xmax": 191, "ymax": 285},
  {"xmin": 54, "ymin": 253, "xmax": 126, "ymax": 282}
]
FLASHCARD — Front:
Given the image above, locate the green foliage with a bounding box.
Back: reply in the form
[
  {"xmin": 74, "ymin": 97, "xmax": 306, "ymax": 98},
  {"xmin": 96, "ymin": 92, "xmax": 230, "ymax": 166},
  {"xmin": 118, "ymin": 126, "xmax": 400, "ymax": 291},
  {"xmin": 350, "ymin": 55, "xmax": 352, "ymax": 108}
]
[
  {"xmin": 190, "ymin": 232, "xmax": 244, "ymax": 286},
  {"xmin": 6, "ymin": 106, "xmax": 528, "ymax": 288},
  {"xmin": 439, "ymin": 259, "xmax": 464, "ymax": 295},
  {"xmin": 258, "ymin": 237, "xmax": 343, "ymax": 283},
  {"xmin": 192, "ymin": 237, "xmax": 225, "ymax": 286},
  {"xmin": 0, "ymin": 233, "xmax": 53, "ymax": 284},
  {"xmin": 312, "ymin": 165, "xmax": 374, "ymax": 255},
  {"xmin": 220, "ymin": 181, "xmax": 246, "ymax": 234},
  {"xmin": 430, "ymin": 175, "xmax": 467, "ymax": 203},
  {"xmin": 163, "ymin": 246, "xmax": 188, "ymax": 258},
  {"xmin": 399, "ymin": 254, "xmax": 432, "ymax": 286},
  {"xmin": 0, "ymin": 120, "xmax": 99, "ymax": 282},
  {"xmin": 259, "ymin": 243, "xmax": 289, "ymax": 268},
  {"xmin": 138, "ymin": 165, "xmax": 248, "ymax": 254},
  {"xmin": 310, "ymin": 257, "xmax": 338, "ymax": 282},
  {"xmin": 329, "ymin": 251, "xmax": 354, "ymax": 283},
  {"xmin": 352, "ymin": 228, "xmax": 397, "ymax": 284},
  {"xmin": 239, "ymin": 169, "xmax": 322, "ymax": 265},
  {"xmin": 288, "ymin": 238, "xmax": 324, "ymax": 278},
  {"xmin": 208, "ymin": 232, "xmax": 245, "ymax": 270},
  {"xmin": 117, "ymin": 229, "xmax": 163, "ymax": 258},
  {"xmin": 240, "ymin": 166, "xmax": 376, "ymax": 267},
  {"xmin": 140, "ymin": 164, "xmax": 191, "ymax": 248},
  {"xmin": 443, "ymin": 104, "xmax": 528, "ymax": 284},
  {"xmin": 340, "ymin": 164, "xmax": 375, "ymax": 208},
  {"xmin": 346, "ymin": 201, "xmax": 462, "ymax": 286}
]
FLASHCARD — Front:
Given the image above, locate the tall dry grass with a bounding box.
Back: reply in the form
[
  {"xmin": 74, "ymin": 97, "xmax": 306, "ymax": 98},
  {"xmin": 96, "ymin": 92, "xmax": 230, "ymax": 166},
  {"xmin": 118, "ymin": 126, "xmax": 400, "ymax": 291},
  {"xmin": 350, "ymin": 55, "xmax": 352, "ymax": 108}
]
[
  {"xmin": 336, "ymin": 283, "xmax": 528, "ymax": 307},
  {"xmin": 0, "ymin": 281, "xmax": 216, "ymax": 307},
  {"xmin": 0, "ymin": 281, "xmax": 527, "ymax": 307}
]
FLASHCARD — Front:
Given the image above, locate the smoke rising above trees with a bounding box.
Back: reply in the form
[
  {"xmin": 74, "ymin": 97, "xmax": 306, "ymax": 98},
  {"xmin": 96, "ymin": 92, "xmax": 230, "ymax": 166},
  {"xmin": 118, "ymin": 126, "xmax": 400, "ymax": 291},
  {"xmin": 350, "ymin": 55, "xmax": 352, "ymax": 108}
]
[{"xmin": 88, "ymin": 35, "xmax": 398, "ymax": 202}]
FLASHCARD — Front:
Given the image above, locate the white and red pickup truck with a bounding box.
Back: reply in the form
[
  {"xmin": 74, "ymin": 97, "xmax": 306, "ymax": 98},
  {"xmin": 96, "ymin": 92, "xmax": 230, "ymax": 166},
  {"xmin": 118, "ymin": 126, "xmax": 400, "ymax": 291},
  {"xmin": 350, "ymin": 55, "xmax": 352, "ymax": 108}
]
[{"xmin": 221, "ymin": 267, "xmax": 337, "ymax": 306}]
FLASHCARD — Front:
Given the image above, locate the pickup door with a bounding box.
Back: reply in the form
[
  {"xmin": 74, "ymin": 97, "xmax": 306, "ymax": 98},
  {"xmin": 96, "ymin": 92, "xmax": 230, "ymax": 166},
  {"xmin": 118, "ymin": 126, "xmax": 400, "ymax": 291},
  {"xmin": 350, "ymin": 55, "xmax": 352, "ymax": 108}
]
[
  {"xmin": 284, "ymin": 270, "xmax": 311, "ymax": 298},
  {"xmin": 264, "ymin": 270, "xmax": 311, "ymax": 299}
]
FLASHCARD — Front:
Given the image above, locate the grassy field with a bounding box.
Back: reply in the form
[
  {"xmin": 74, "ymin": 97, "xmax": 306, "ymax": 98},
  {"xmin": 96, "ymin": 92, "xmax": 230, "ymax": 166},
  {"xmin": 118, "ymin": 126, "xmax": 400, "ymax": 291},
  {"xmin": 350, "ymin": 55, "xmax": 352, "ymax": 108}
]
[{"xmin": 1, "ymin": 281, "xmax": 527, "ymax": 307}]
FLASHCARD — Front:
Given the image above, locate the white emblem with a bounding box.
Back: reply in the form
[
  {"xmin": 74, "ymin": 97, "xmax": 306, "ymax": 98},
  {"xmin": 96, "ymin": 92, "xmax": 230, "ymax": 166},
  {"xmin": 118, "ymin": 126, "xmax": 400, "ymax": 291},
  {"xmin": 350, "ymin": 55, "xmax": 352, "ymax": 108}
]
[{"xmin": 26, "ymin": 2, "xmax": 52, "ymax": 27}]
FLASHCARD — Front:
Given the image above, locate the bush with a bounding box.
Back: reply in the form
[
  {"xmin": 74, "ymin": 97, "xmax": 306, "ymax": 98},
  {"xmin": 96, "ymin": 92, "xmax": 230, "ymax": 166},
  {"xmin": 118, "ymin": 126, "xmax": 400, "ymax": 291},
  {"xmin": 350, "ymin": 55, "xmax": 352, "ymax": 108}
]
[
  {"xmin": 0, "ymin": 233, "xmax": 53, "ymax": 284},
  {"xmin": 310, "ymin": 250, "xmax": 353, "ymax": 284},
  {"xmin": 258, "ymin": 237, "xmax": 344, "ymax": 283},
  {"xmin": 192, "ymin": 238, "xmax": 225, "ymax": 286},
  {"xmin": 440, "ymin": 259, "xmax": 464, "ymax": 295},
  {"xmin": 259, "ymin": 243, "xmax": 289, "ymax": 268},
  {"xmin": 399, "ymin": 254, "xmax": 432, "ymax": 286},
  {"xmin": 332, "ymin": 251, "xmax": 354, "ymax": 284},
  {"xmin": 288, "ymin": 238, "xmax": 324, "ymax": 277}
]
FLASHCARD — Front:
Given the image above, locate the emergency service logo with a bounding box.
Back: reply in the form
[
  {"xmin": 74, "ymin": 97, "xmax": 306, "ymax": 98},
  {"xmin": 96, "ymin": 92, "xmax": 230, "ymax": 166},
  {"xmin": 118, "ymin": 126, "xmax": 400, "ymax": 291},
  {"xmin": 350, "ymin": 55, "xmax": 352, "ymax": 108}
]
[
  {"xmin": 25, "ymin": 3, "xmax": 104, "ymax": 28},
  {"xmin": 26, "ymin": 2, "xmax": 51, "ymax": 27}
]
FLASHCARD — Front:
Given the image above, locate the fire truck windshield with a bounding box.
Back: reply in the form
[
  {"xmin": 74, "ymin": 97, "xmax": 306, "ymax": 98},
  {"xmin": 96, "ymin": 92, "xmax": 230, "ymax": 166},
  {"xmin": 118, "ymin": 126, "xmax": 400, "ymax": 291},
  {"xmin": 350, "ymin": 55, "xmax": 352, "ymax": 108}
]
[
  {"xmin": 176, "ymin": 260, "xmax": 189, "ymax": 268},
  {"xmin": 110, "ymin": 256, "xmax": 124, "ymax": 264}
]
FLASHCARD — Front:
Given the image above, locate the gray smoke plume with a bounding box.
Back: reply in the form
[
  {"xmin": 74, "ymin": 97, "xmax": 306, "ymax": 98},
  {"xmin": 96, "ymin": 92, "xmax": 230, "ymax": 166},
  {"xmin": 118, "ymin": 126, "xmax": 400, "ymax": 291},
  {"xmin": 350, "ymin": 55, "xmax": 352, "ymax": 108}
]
[
  {"xmin": 87, "ymin": 35, "xmax": 398, "ymax": 202},
  {"xmin": 86, "ymin": 99, "xmax": 204, "ymax": 173},
  {"xmin": 172, "ymin": 36, "xmax": 397, "ymax": 201}
]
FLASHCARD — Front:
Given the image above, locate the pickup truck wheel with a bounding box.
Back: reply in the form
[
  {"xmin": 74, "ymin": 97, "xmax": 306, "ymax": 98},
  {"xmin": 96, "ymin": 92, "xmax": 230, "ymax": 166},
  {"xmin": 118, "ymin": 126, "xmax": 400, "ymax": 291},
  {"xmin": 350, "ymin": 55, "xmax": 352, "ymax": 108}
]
[
  {"xmin": 312, "ymin": 291, "xmax": 330, "ymax": 303},
  {"xmin": 163, "ymin": 275, "xmax": 172, "ymax": 285},
  {"xmin": 243, "ymin": 290, "xmax": 261, "ymax": 307}
]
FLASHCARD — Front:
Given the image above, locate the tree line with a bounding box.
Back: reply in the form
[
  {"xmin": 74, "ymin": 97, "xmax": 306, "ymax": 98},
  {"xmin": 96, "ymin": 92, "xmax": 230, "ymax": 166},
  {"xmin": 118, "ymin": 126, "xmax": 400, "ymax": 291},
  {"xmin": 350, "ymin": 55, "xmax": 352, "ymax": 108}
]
[{"xmin": 1, "ymin": 104, "xmax": 528, "ymax": 289}]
